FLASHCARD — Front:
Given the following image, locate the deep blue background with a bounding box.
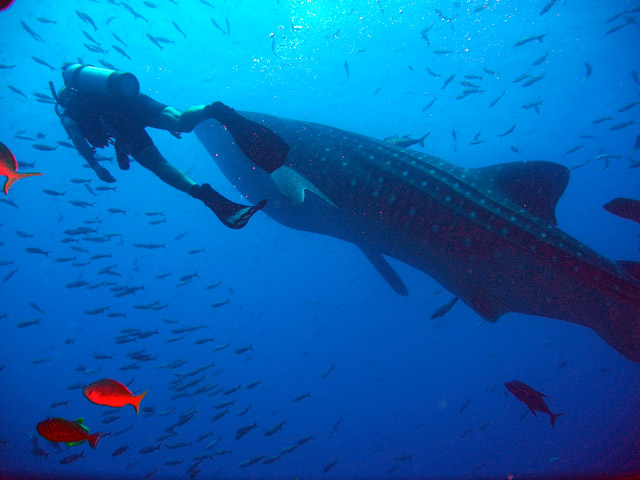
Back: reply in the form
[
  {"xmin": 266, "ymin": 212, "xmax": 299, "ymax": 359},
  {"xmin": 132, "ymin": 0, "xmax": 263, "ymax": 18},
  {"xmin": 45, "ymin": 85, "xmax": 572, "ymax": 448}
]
[{"xmin": 1, "ymin": 0, "xmax": 639, "ymax": 478}]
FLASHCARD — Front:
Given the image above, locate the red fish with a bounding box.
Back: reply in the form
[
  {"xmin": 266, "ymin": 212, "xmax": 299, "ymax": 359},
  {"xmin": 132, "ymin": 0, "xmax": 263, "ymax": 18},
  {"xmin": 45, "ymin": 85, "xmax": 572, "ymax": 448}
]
[
  {"xmin": 505, "ymin": 380, "xmax": 563, "ymax": 426},
  {"xmin": 0, "ymin": 142, "xmax": 42, "ymax": 194},
  {"xmin": 84, "ymin": 378, "xmax": 148, "ymax": 414},
  {"xmin": 37, "ymin": 417, "xmax": 104, "ymax": 449}
]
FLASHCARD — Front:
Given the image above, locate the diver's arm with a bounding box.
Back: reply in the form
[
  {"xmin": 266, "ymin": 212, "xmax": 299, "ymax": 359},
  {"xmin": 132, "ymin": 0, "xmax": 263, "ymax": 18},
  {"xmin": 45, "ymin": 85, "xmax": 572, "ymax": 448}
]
[{"xmin": 60, "ymin": 113, "xmax": 116, "ymax": 183}]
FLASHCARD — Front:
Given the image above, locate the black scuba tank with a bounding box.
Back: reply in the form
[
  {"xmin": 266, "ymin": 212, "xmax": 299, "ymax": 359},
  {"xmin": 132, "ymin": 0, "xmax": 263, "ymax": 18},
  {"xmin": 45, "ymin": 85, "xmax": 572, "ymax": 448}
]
[{"xmin": 62, "ymin": 64, "xmax": 140, "ymax": 98}]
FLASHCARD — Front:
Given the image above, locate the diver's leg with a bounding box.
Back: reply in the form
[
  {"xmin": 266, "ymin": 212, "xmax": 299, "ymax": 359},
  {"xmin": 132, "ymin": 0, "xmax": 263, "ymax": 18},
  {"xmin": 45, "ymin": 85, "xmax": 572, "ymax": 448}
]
[
  {"xmin": 147, "ymin": 101, "xmax": 289, "ymax": 174},
  {"xmin": 133, "ymin": 145, "xmax": 266, "ymax": 228},
  {"xmin": 133, "ymin": 144, "xmax": 195, "ymax": 193},
  {"xmin": 148, "ymin": 106, "xmax": 208, "ymax": 133}
]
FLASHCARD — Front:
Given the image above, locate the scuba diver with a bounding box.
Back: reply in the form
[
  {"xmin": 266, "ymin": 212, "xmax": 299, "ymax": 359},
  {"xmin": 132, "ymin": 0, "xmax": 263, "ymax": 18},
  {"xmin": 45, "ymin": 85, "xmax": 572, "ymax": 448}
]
[{"xmin": 53, "ymin": 64, "xmax": 289, "ymax": 229}]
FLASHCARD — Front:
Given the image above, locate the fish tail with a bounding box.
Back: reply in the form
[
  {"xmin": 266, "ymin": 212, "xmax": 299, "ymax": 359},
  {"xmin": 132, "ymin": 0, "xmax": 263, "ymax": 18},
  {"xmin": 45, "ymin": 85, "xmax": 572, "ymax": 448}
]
[
  {"xmin": 132, "ymin": 388, "xmax": 149, "ymax": 415},
  {"xmin": 88, "ymin": 432, "xmax": 104, "ymax": 449},
  {"xmin": 550, "ymin": 412, "xmax": 564, "ymax": 427},
  {"xmin": 4, "ymin": 171, "xmax": 42, "ymax": 194}
]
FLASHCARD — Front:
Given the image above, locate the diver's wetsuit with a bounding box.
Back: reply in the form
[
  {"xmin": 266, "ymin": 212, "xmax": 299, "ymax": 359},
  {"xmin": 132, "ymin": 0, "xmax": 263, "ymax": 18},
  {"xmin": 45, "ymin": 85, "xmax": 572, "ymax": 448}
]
[
  {"xmin": 59, "ymin": 90, "xmax": 275, "ymax": 229},
  {"xmin": 63, "ymin": 91, "xmax": 165, "ymax": 165}
]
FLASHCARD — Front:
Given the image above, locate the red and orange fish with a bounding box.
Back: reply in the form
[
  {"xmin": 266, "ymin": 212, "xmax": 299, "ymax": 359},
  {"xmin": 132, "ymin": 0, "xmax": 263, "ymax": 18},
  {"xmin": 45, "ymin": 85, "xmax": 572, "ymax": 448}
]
[
  {"xmin": 0, "ymin": 142, "xmax": 41, "ymax": 194},
  {"xmin": 84, "ymin": 378, "xmax": 148, "ymax": 414},
  {"xmin": 505, "ymin": 380, "xmax": 563, "ymax": 426},
  {"xmin": 37, "ymin": 417, "xmax": 104, "ymax": 449}
]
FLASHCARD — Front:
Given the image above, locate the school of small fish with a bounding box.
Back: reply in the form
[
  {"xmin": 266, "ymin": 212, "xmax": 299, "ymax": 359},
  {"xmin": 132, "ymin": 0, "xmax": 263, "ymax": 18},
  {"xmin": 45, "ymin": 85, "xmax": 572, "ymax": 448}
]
[{"xmin": 0, "ymin": 0, "xmax": 638, "ymax": 478}]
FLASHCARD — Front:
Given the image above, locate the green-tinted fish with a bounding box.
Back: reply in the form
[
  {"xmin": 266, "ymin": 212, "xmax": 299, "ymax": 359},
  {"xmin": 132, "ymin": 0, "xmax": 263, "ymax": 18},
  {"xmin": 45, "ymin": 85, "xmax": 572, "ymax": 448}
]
[
  {"xmin": 36, "ymin": 17, "xmax": 57, "ymax": 25},
  {"xmin": 513, "ymin": 34, "xmax": 546, "ymax": 47},
  {"xmin": 84, "ymin": 43, "xmax": 108, "ymax": 54},
  {"xmin": 172, "ymin": 21, "xmax": 187, "ymax": 38},
  {"xmin": 383, "ymin": 132, "xmax": 430, "ymax": 149},
  {"xmin": 43, "ymin": 189, "xmax": 66, "ymax": 196},
  {"xmin": 112, "ymin": 45, "xmax": 131, "ymax": 60},
  {"xmin": 7, "ymin": 85, "xmax": 28, "ymax": 98},
  {"xmin": 75, "ymin": 11, "xmax": 98, "ymax": 31},
  {"xmin": 154, "ymin": 36, "xmax": 175, "ymax": 44},
  {"xmin": 565, "ymin": 144, "xmax": 584, "ymax": 154},
  {"xmin": 146, "ymin": 34, "xmax": 163, "ymax": 50},
  {"xmin": 441, "ymin": 73, "xmax": 455, "ymax": 89},
  {"xmin": 122, "ymin": 3, "xmax": 148, "ymax": 22},
  {"xmin": 20, "ymin": 20, "xmax": 44, "ymax": 41},
  {"xmin": 25, "ymin": 247, "xmax": 49, "ymax": 256},
  {"xmin": 31, "ymin": 56, "xmax": 56, "ymax": 71},
  {"xmin": 32, "ymin": 143, "xmax": 58, "ymax": 151},
  {"xmin": 532, "ymin": 51, "xmax": 548, "ymax": 66}
]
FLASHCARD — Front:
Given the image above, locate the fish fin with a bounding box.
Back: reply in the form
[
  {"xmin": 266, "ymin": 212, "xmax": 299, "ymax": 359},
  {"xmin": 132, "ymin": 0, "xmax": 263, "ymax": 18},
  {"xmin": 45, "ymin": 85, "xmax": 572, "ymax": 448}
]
[
  {"xmin": 462, "ymin": 287, "xmax": 510, "ymax": 323},
  {"xmin": 604, "ymin": 198, "xmax": 640, "ymax": 225},
  {"xmin": 66, "ymin": 441, "xmax": 84, "ymax": 447},
  {"xmin": 132, "ymin": 389, "xmax": 149, "ymax": 415},
  {"xmin": 529, "ymin": 407, "xmax": 537, "ymax": 416},
  {"xmin": 476, "ymin": 161, "xmax": 568, "ymax": 225},
  {"xmin": 550, "ymin": 412, "xmax": 563, "ymax": 427},
  {"xmin": 3, "ymin": 172, "xmax": 42, "ymax": 194},
  {"xmin": 73, "ymin": 417, "xmax": 84, "ymax": 425},
  {"xmin": 358, "ymin": 245, "xmax": 409, "ymax": 296},
  {"xmin": 617, "ymin": 261, "xmax": 640, "ymax": 281},
  {"xmin": 87, "ymin": 432, "xmax": 104, "ymax": 449},
  {"xmin": 271, "ymin": 166, "xmax": 336, "ymax": 206}
]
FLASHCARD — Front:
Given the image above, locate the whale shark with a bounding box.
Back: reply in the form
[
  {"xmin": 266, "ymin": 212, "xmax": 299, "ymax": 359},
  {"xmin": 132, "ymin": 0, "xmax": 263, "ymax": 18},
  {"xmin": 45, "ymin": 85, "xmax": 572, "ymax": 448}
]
[{"xmin": 195, "ymin": 113, "xmax": 640, "ymax": 362}]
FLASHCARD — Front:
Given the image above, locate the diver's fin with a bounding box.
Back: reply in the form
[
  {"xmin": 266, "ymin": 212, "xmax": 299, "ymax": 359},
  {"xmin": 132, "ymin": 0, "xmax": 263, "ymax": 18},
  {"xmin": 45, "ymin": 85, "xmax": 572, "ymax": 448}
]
[
  {"xmin": 205, "ymin": 102, "xmax": 289, "ymax": 173},
  {"xmin": 358, "ymin": 246, "xmax": 408, "ymax": 296},
  {"xmin": 190, "ymin": 183, "xmax": 266, "ymax": 229},
  {"xmin": 271, "ymin": 166, "xmax": 336, "ymax": 206}
]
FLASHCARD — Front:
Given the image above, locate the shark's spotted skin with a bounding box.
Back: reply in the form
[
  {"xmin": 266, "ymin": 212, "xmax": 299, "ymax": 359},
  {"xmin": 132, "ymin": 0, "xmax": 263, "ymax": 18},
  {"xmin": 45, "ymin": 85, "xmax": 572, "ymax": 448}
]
[{"xmin": 196, "ymin": 113, "xmax": 640, "ymax": 362}]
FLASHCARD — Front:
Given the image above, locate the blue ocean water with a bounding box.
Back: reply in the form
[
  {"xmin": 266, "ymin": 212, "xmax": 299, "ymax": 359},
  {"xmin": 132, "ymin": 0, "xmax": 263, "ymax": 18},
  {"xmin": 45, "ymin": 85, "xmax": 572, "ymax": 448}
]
[{"xmin": 1, "ymin": 0, "xmax": 639, "ymax": 478}]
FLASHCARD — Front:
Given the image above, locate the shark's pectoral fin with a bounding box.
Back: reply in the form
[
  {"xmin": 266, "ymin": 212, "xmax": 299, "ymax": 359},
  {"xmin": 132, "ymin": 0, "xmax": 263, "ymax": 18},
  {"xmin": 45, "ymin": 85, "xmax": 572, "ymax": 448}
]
[
  {"xmin": 358, "ymin": 246, "xmax": 409, "ymax": 296},
  {"xmin": 271, "ymin": 166, "xmax": 336, "ymax": 207}
]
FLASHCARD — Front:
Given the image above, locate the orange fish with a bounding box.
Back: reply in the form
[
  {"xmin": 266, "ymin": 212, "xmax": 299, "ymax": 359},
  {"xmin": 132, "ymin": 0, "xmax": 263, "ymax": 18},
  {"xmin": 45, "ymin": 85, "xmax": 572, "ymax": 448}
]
[
  {"xmin": 84, "ymin": 378, "xmax": 148, "ymax": 414},
  {"xmin": 37, "ymin": 417, "xmax": 104, "ymax": 449},
  {"xmin": 0, "ymin": 142, "xmax": 42, "ymax": 194}
]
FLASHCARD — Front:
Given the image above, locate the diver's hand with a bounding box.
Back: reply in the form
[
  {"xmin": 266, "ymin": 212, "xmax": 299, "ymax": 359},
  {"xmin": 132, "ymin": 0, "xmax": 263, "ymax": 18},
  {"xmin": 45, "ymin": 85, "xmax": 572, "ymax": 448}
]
[{"xmin": 94, "ymin": 165, "xmax": 116, "ymax": 183}]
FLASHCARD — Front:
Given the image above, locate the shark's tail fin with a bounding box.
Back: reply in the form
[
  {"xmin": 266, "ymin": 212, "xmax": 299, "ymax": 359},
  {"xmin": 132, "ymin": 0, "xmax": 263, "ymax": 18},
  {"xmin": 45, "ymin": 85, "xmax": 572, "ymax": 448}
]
[{"xmin": 591, "ymin": 276, "xmax": 640, "ymax": 362}]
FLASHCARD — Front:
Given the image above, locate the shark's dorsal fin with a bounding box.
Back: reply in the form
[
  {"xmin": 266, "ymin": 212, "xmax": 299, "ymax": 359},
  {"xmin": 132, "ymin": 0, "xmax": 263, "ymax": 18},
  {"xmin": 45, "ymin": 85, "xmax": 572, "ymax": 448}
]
[
  {"xmin": 358, "ymin": 246, "xmax": 408, "ymax": 296},
  {"xmin": 271, "ymin": 166, "xmax": 335, "ymax": 206},
  {"xmin": 477, "ymin": 161, "xmax": 569, "ymax": 226}
]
